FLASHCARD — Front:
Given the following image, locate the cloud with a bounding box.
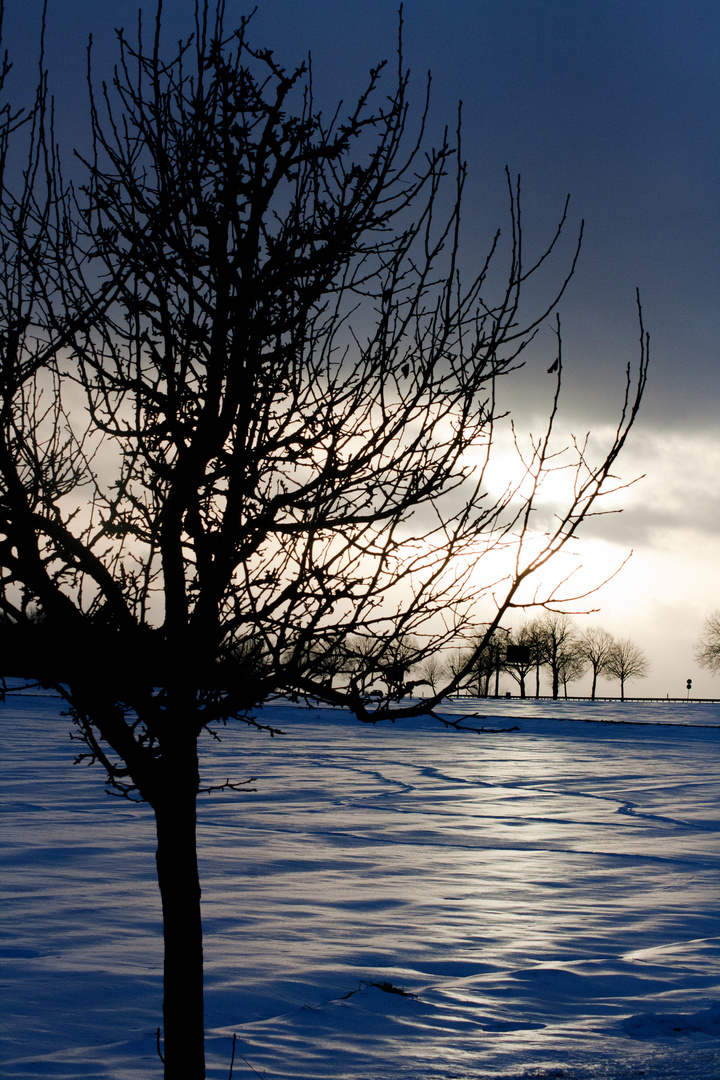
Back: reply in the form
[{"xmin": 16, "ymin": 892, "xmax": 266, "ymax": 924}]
[{"xmin": 572, "ymin": 423, "xmax": 720, "ymax": 549}]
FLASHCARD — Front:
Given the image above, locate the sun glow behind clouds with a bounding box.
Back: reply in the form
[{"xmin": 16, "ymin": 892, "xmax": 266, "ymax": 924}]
[
  {"xmin": 453, "ymin": 414, "xmax": 720, "ymax": 697},
  {"xmin": 449, "ymin": 416, "xmax": 639, "ymax": 606}
]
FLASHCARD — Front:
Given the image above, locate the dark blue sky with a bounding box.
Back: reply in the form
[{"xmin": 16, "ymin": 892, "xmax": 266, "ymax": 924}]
[
  {"xmin": 3, "ymin": 0, "xmax": 719, "ymax": 688},
  {"xmin": 4, "ymin": 0, "xmax": 717, "ymax": 427}
]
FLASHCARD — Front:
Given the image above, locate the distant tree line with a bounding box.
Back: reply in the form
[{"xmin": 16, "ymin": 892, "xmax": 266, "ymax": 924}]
[
  {"xmin": 289, "ymin": 612, "xmax": 652, "ymax": 701},
  {"xmin": 1, "ymin": 608, "xmax": 650, "ymax": 701},
  {"xmin": 420, "ymin": 613, "xmax": 651, "ymax": 701}
]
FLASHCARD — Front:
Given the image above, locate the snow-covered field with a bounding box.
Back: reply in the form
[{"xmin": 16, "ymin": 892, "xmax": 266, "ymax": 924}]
[{"xmin": 1, "ymin": 692, "xmax": 719, "ymax": 1079}]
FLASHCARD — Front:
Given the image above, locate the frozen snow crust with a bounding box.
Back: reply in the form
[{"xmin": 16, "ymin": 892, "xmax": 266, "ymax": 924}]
[{"xmin": 1, "ymin": 692, "xmax": 719, "ymax": 1079}]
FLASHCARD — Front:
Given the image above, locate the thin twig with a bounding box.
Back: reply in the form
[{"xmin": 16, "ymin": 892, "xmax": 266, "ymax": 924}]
[
  {"xmin": 238, "ymin": 1050, "xmax": 266, "ymax": 1078},
  {"xmin": 228, "ymin": 1032, "xmax": 236, "ymax": 1079}
]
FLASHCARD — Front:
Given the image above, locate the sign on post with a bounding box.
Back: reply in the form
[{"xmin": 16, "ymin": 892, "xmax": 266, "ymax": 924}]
[{"xmin": 506, "ymin": 645, "xmax": 531, "ymax": 665}]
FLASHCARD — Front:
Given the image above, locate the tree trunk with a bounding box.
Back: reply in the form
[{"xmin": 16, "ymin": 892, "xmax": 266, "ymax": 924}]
[
  {"xmin": 153, "ymin": 745, "xmax": 205, "ymax": 1078},
  {"xmin": 591, "ymin": 671, "xmax": 597, "ymax": 700}
]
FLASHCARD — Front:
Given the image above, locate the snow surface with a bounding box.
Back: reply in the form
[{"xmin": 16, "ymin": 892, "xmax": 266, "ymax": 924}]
[{"xmin": 1, "ymin": 692, "xmax": 719, "ymax": 1079}]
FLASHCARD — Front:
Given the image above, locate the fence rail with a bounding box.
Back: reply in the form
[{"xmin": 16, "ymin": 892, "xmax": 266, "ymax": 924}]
[{"xmin": 452, "ymin": 694, "xmax": 720, "ymax": 704}]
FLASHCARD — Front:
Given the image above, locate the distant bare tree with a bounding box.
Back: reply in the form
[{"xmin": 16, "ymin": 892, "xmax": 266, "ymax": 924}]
[
  {"xmin": 0, "ymin": 4, "xmax": 648, "ymax": 1073},
  {"xmin": 558, "ymin": 643, "xmax": 588, "ymax": 698},
  {"xmin": 578, "ymin": 627, "xmax": 616, "ymax": 700},
  {"xmin": 525, "ymin": 617, "xmax": 548, "ymax": 698},
  {"xmin": 466, "ymin": 631, "xmax": 505, "ymax": 697},
  {"xmin": 417, "ymin": 653, "xmax": 446, "ymax": 696},
  {"xmin": 694, "ymin": 611, "xmax": 720, "ymax": 675},
  {"xmin": 604, "ymin": 638, "xmax": 650, "ymax": 701},
  {"xmin": 505, "ymin": 622, "xmax": 539, "ymax": 698},
  {"xmin": 442, "ymin": 648, "xmax": 474, "ymax": 693},
  {"xmin": 536, "ymin": 614, "xmax": 579, "ymax": 700}
]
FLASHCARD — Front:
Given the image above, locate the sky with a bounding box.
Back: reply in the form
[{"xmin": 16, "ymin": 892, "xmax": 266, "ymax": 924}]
[{"xmin": 2, "ymin": 0, "xmax": 718, "ymax": 697}]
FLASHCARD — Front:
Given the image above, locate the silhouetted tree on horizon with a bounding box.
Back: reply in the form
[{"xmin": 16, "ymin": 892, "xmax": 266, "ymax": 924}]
[
  {"xmin": 578, "ymin": 626, "xmax": 616, "ymax": 700},
  {"xmin": 558, "ymin": 640, "xmax": 588, "ymax": 697},
  {"xmin": 604, "ymin": 638, "xmax": 650, "ymax": 701},
  {"xmin": 536, "ymin": 613, "xmax": 579, "ymax": 700},
  {"xmin": 417, "ymin": 652, "xmax": 445, "ymax": 696},
  {"xmin": 466, "ymin": 631, "xmax": 505, "ymax": 697},
  {"xmin": 0, "ymin": 3, "xmax": 648, "ymax": 1074},
  {"xmin": 694, "ymin": 611, "xmax": 720, "ymax": 676},
  {"xmin": 505, "ymin": 620, "xmax": 543, "ymax": 698}
]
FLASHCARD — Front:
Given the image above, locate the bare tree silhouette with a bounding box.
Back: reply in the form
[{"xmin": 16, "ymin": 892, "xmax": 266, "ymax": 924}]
[
  {"xmin": 535, "ymin": 613, "xmax": 579, "ymax": 700},
  {"xmin": 558, "ymin": 639, "xmax": 588, "ymax": 698},
  {"xmin": 694, "ymin": 612, "xmax": 720, "ymax": 675},
  {"xmin": 0, "ymin": 3, "xmax": 648, "ymax": 1073},
  {"xmin": 417, "ymin": 652, "xmax": 446, "ymax": 696},
  {"xmin": 604, "ymin": 638, "xmax": 650, "ymax": 701},
  {"xmin": 578, "ymin": 626, "xmax": 616, "ymax": 700},
  {"xmin": 505, "ymin": 621, "xmax": 542, "ymax": 698}
]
